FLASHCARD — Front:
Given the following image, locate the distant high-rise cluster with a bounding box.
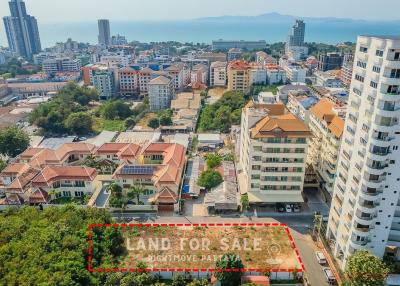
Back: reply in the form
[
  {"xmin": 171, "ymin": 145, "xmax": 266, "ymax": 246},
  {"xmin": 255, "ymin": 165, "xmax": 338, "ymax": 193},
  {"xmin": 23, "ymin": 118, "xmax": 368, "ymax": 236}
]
[
  {"xmin": 287, "ymin": 20, "xmax": 305, "ymax": 47},
  {"xmin": 285, "ymin": 20, "xmax": 308, "ymax": 60},
  {"xmin": 98, "ymin": 19, "xmax": 111, "ymax": 47},
  {"xmin": 3, "ymin": 0, "xmax": 41, "ymax": 60}
]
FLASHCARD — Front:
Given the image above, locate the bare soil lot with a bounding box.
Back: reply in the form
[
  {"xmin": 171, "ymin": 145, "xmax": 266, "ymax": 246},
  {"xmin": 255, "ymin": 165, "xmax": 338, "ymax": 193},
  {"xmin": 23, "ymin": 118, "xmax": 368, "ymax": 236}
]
[{"xmin": 120, "ymin": 225, "xmax": 301, "ymax": 270}]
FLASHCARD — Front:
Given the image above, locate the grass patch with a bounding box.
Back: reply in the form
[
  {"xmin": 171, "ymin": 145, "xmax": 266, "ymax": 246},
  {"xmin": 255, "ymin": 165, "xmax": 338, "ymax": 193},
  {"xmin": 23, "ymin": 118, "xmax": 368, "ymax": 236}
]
[
  {"xmin": 92, "ymin": 116, "xmax": 126, "ymax": 132},
  {"xmin": 137, "ymin": 112, "xmax": 158, "ymax": 128}
]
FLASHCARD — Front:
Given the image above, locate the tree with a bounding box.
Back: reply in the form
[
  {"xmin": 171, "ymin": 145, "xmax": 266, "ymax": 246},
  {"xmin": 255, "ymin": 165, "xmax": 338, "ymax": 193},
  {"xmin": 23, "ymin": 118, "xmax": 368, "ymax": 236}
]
[
  {"xmin": 64, "ymin": 112, "xmax": 93, "ymax": 135},
  {"xmin": 108, "ymin": 183, "xmax": 126, "ymax": 208},
  {"xmin": 186, "ymin": 279, "xmax": 209, "ymax": 286},
  {"xmin": 214, "ymin": 253, "xmax": 244, "ymax": 286},
  {"xmin": 127, "ymin": 184, "xmax": 147, "ymax": 205},
  {"xmin": 0, "ymin": 159, "xmax": 7, "ymax": 172},
  {"xmin": 0, "ymin": 126, "xmax": 30, "ymax": 157},
  {"xmin": 345, "ymin": 250, "xmax": 390, "ymax": 286},
  {"xmin": 158, "ymin": 109, "xmax": 173, "ymax": 126},
  {"xmin": 206, "ymin": 153, "xmax": 222, "ymax": 169},
  {"xmin": 241, "ymin": 194, "xmax": 249, "ymax": 210},
  {"xmin": 197, "ymin": 169, "xmax": 223, "ymax": 190},
  {"xmin": 171, "ymin": 274, "xmax": 192, "ymax": 286},
  {"xmin": 0, "ymin": 206, "xmax": 124, "ymax": 285},
  {"xmin": 100, "ymin": 100, "xmax": 133, "ymax": 120},
  {"xmin": 148, "ymin": 118, "xmax": 160, "ymax": 129}
]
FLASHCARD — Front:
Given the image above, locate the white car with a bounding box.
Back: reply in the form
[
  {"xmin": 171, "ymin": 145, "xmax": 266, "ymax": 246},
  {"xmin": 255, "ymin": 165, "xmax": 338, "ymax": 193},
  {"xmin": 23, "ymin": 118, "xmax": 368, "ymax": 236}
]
[
  {"xmin": 316, "ymin": 251, "xmax": 327, "ymax": 264},
  {"xmin": 323, "ymin": 267, "xmax": 336, "ymax": 285},
  {"xmin": 285, "ymin": 205, "xmax": 292, "ymax": 212}
]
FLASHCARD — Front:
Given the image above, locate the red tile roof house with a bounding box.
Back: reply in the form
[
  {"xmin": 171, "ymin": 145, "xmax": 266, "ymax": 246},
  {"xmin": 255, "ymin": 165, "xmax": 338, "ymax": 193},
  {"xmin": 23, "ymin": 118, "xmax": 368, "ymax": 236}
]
[
  {"xmin": 17, "ymin": 143, "xmax": 96, "ymax": 168},
  {"xmin": 30, "ymin": 166, "xmax": 98, "ymax": 203},
  {"xmin": 112, "ymin": 143, "xmax": 186, "ymax": 210}
]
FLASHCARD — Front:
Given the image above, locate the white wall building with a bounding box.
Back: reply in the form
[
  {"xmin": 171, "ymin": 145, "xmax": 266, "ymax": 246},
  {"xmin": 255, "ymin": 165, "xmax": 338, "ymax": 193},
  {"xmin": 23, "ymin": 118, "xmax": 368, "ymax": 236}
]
[
  {"xmin": 285, "ymin": 65, "xmax": 307, "ymax": 83},
  {"xmin": 210, "ymin": 61, "xmax": 227, "ymax": 86},
  {"xmin": 42, "ymin": 57, "xmax": 81, "ymax": 74},
  {"xmin": 266, "ymin": 65, "xmax": 287, "ymax": 85},
  {"xmin": 326, "ymin": 35, "xmax": 400, "ymax": 269},
  {"xmin": 89, "ymin": 67, "xmax": 116, "ymax": 100},
  {"xmin": 148, "ymin": 75, "xmax": 174, "ymax": 111}
]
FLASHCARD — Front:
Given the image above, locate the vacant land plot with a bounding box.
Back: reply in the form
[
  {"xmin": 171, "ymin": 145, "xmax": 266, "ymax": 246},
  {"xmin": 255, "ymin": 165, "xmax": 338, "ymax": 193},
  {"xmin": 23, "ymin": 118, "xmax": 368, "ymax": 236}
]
[{"xmin": 119, "ymin": 224, "xmax": 302, "ymax": 270}]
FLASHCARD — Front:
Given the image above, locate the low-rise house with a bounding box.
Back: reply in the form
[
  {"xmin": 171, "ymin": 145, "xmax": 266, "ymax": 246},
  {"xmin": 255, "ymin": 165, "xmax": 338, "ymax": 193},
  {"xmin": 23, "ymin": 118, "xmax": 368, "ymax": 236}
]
[
  {"xmin": 266, "ymin": 64, "xmax": 286, "ymax": 85},
  {"xmin": 256, "ymin": 51, "xmax": 277, "ymax": 65},
  {"xmin": 314, "ymin": 70, "xmax": 343, "ymax": 88},
  {"xmin": 286, "ymin": 92, "xmax": 320, "ymax": 123},
  {"xmin": 31, "ymin": 166, "xmax": 98, "ymax": 200},
  {"xmin": 113, "ymin": 143, "xmax": 186, "ymax": 210},
  {"xmin": 197, "ymin": 133, "xmax": 224, "ymax": 151}
]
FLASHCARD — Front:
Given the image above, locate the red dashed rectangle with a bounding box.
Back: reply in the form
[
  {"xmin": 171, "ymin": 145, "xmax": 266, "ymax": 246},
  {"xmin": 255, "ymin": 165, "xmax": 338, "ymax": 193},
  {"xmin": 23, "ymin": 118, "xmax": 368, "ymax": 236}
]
[{"xmin": 87, "ymin": 223, "xmax": 305, "ymax": 273}]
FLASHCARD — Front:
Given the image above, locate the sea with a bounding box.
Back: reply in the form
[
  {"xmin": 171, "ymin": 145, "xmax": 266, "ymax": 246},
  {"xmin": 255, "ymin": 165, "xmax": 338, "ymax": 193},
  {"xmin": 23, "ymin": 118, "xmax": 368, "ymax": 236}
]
[{"xmin": 1, "ymin": 19, "xmax": 400, "ymax": 48}]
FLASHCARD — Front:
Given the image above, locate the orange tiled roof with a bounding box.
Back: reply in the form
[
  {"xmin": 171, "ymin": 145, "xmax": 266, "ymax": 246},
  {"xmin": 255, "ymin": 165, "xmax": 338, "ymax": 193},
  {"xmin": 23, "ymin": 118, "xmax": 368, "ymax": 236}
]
[
  {"xmin": 228, "ymin": 60, "xmax": 251, "ymax": 70},
  {"xmin": 251, "ymin": 113, "xmax": 312, "ymax": 138},
  {"xmin": 310, "ymin": 98, "xmax": 344, "ymax": 138},
  {"xmin": 0, "ymin": 163, "xmax": 30, "ymax": 175},
  {"xmin": 328, "ymin": 116, "xmax": 345, "ymax": 138},
  {"xmin": 55, "ymin": 143, "xmax": 96, "ymax": 160},
  {"xmin": 32, "ymin": 166, "xmax": 97, "ymax": 186}
]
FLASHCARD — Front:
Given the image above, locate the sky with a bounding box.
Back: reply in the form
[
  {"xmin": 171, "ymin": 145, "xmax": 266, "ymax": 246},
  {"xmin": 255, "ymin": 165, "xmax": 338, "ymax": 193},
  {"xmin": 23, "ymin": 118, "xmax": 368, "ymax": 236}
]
[{"xmin": 0, "ymin": 0, "xmax": 400, "ymax": 22}]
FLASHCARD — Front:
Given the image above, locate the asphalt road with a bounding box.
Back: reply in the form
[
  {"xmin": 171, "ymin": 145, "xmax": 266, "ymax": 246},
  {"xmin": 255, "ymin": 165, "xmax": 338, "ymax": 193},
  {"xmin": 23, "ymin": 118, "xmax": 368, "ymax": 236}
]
[{"xmin": 117, "ymin": 214, "xmax": 330, "ymax": 286}]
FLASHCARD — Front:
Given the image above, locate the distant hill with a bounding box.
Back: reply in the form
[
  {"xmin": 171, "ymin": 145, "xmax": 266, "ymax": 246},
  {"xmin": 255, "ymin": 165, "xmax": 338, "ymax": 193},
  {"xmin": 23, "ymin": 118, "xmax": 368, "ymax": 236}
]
[{"xmin": 196, "ymin": 12, "xmax": 400, "ymax": 24}]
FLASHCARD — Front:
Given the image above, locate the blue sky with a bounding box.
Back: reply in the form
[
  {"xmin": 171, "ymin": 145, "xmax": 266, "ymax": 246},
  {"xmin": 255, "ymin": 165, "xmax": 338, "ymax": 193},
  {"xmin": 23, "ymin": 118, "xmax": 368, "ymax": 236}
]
[{"xmin": 1, "ymin": 0, "xmax": 400, "ymax": 22}]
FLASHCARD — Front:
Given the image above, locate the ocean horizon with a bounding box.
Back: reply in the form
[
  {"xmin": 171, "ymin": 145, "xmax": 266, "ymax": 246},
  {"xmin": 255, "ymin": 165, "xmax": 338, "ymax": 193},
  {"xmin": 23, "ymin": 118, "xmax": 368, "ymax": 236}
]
[{"xmin": 1, "ymin": 19, "xmax": 400, "ymax": 48}]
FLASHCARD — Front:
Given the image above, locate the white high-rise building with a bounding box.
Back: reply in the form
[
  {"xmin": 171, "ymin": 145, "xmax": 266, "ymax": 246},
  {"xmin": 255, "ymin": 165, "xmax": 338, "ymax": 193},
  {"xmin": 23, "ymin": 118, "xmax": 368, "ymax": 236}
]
[{"xmin": 327, "ymin": 35, "xmax": 400, "ymax": 269}]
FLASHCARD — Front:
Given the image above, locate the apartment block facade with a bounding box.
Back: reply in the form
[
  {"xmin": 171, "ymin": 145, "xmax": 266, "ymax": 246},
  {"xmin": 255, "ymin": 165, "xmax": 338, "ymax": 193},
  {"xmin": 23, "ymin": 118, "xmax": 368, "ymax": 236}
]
[
  {"xmin": 148, "ymin": 75, "xmax": 174, "ymax": 111},
  {"xmin": 239, "ymin": 102, "xmax": 312, "ymax": 204},
  {"xmin": 210, "ymin": 61, "xmax": 227, "ymax": 86},
  {"xmin": 327, "ymin": 36, "xmax": 400, "ymax": 268},
  {"xmin": 308, "ymin": 99, "xmax": 345, "ymax": 196}
]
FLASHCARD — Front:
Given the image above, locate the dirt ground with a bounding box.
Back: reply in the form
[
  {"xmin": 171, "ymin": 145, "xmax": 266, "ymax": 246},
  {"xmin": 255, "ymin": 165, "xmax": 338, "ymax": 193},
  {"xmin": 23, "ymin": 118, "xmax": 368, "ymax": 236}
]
[{"xmin": 121, "ymin": 225, "xmax": 301, "ymax": 270}]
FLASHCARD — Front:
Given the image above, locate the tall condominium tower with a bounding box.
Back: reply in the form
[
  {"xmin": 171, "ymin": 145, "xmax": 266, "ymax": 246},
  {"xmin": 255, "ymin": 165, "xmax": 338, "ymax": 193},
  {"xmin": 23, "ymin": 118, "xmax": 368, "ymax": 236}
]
[
  {"xmin": 326, "ymin": 35, "xmax": 400, "ymax": 269},
  {"xmin": 3, "ymin": 0, "xmax": 41, "ymax": 60},
  {"xmin": 98, "ymin": 19, "xmax": 111, "ymax": 47},
  {"xmin": 287, "ymin": 20, "xmax": 305, "ymax": 48}
]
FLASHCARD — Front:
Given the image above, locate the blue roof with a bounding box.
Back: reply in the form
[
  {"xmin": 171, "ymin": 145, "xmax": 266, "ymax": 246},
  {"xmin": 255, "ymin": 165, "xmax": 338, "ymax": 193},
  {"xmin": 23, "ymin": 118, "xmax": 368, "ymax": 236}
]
[
  {"xmin": 182, "ymin": 185, "xmax": 190, "ymax": 193},
  {"xmin": 299, "ymin": 96, "xmax": 319, "ymax": 109}
]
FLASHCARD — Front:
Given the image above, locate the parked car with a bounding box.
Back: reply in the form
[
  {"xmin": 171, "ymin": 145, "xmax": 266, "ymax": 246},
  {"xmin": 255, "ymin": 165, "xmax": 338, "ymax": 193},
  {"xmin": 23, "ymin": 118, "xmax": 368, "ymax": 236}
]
[
  {"xmin": 293, "ymin": 204, "xmax": 301, "ymax": 212},
  {"xmin": 323, "ymin": 267, "xmax": 336, "ymax": 285},
  {"xmin": 276, "ymin": 203, "xmax": 285, "ymax": 212},
  {"xmin": 316, "ymin": 251, "xmax": 327, "ymax": 264},
  {"xmin": 285, "ymin": 204, "xmax": 292, "ymax": 212}
]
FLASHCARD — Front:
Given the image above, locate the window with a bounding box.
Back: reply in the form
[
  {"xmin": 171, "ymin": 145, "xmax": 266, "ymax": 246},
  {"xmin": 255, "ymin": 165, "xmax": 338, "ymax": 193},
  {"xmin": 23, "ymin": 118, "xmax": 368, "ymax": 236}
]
[
  {"xmin": 359, "ymin": 46, "xmax": 368, "ymax": 53},
  {"xmin": 74, "ymin": 181, "xmax": 85, "ymax": 187},
  {"xmin": 353, "ymin": 87, "xmax": 362, "ymax": 96},
  {"xmin": 370, "ymin": 81, "xmax": 378, "ymax": 89},
  {"xmin": 357, "ymin": 61, "xmax": 366, "ymax": 68},
  {"xmin": 372, "ymin": 66, "xmax": 381, "ymax": 73},
  {"xmin": 376, "ymin": 50, "xmax": 384, "ymax": 57},
  {"xmin": 355, "ymin": 74, "xmax": 364, "ymax": 82},
  {"xmin": 390, "ymin": 69, "xmax": 400, "ymax": 79},
  {"xmin": 75, "ymin": 191, "xmax": 84, "ymax": 197},
  {"xmin": 63, "ymin": 191, "xmax": 71, "ymax": 197}
]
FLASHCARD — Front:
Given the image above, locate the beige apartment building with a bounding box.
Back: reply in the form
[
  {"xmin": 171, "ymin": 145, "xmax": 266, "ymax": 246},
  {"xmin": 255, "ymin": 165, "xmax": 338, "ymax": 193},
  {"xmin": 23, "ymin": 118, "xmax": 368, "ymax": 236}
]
[
  {"xmin": 307, "ymin": 98, "xmax": 345, "ymax": 196},
  {"xmin": 239, "ymin": 101, "xmax": 312, "ymax": 204}
]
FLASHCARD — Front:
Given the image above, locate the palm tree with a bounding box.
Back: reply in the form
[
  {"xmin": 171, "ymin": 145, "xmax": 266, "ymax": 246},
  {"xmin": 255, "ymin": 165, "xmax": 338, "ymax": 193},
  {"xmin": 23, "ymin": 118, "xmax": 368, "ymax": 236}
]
[{"xmin": 127, "ymin": 184, "xmax": 147, "ymax": 205}]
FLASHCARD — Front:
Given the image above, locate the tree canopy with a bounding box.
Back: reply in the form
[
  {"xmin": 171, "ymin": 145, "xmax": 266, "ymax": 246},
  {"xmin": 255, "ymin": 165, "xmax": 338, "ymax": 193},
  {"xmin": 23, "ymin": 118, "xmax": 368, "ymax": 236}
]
[
  {"xmin": 206, "ymin": 153, "xmax": 222, "ymax": 169},
  {"xmin": 29, "ymin": 82, "xmax": 96, "ymax": 135},
  {"xmin": 65, "ymin": 112, "xmax": 93, "ymax": 135},
  {"xmin": 98, "ymin": 100, "xmax": 133, "ymax": 120},
  {"xmin": 345, "ymin": 250, "xmax": 390, "ymax": 286},
  {"xmin": 0, "ymin": 126, "xmax": 30, "ymax": 157},
  {"xmin": 214, "ymin": 253, "xmax": 244, "ymax": 286},
  {"xmin": 0, "ymin": 206, "xmax": 124, "ymax": 285},
  {"xmin": 198, "ymin": 91, "xmax": 247, "ymax": 133},
  {"xmin": 197, "ymin": 169, "xmax": 223, "ymax": 190}
]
